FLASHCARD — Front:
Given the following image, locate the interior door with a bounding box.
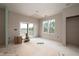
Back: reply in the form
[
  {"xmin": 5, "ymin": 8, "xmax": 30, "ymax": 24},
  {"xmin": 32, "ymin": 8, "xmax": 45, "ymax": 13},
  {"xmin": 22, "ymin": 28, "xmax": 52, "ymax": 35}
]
[{"xmin": 66, "ymin": 15, "xmax": 79, "ymax": 46}]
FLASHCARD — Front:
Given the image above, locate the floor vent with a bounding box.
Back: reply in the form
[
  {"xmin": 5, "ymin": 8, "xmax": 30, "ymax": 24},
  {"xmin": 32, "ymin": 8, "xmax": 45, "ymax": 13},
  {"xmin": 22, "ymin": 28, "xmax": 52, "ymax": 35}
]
[{"xmin": 37, "ymin": 42, "xmax": 44, "ymax": 44}]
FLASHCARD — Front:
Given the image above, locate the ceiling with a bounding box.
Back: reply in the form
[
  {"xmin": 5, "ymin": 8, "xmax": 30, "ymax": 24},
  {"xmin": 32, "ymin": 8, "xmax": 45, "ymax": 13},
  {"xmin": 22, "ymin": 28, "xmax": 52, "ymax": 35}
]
[{"xmin": 0, "ymin": 3, "xmax": 75, "ymax": 19}]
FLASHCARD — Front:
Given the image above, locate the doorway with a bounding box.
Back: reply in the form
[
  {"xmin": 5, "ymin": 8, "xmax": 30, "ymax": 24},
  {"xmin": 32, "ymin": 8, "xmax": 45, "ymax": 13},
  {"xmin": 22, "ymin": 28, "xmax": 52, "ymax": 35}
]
[
  {"xmin": 66, "ymin": 15, "xmax": 79, "ymax": 46},
  {"xmin": 20, "ymin": 22, "xmax": 34, "ymax": 39}
]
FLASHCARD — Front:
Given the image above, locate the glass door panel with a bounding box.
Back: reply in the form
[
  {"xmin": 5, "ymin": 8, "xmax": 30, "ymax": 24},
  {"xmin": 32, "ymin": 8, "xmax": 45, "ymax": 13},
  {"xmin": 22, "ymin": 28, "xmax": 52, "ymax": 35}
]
[
  {"xmin": 28, "ymin": 23, "xmax": 34, "ymax": 37},
  {"xmin": 20, "ymin": 23, "xmax": 27, "ymax": 39}
]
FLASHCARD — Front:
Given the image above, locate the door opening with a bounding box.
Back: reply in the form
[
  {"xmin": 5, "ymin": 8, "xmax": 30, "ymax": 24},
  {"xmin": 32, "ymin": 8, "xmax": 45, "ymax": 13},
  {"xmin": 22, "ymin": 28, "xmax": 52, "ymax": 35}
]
[{"xmin": 66, "ymin": 15, "xmax": 79, "ymax": 46}]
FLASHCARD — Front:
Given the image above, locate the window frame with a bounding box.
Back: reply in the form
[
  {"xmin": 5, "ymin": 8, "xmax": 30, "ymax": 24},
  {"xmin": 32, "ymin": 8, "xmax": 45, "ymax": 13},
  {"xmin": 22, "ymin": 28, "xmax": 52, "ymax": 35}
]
[{"xmin": 42, "ymin": 19, "xmax": 55, "ymax": 34}]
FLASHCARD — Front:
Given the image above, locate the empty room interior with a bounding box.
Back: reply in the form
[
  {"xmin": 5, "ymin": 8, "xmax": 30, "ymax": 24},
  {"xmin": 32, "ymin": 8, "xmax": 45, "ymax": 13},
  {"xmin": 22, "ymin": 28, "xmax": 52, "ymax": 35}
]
[{"xmin": 0, "ymin": 3, "xmax": 79, "ymax": 56}]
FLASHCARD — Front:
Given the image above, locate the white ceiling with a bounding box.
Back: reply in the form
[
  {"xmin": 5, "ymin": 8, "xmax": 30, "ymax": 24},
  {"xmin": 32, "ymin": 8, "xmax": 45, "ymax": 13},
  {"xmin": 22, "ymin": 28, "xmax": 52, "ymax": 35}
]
[{"xmin": 0, "ymin": 3, "xmax": 75, "ymax": 19}]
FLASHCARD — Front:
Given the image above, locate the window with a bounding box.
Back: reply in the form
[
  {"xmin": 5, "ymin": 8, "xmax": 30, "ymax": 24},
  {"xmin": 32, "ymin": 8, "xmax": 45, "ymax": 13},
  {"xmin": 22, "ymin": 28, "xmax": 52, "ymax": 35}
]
[
  {"xmin": 43, "ymin": 21, "xmax": 49, "ymax": 32},
  {"xmin": 49, "ymin": 19, "xmax": 55, "ymax": 33},
  {"xmin": 43, "ymin": 19, "xmax": 55, "ymax": 33}
]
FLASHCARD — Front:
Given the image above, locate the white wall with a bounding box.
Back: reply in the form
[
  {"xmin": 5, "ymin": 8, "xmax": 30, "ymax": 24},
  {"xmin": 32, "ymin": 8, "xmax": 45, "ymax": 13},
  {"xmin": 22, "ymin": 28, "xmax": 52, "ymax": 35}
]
[
  {"xmin": 39, "ymin": 5, "xmax": 79, "ymax": 45},
  {"xmin": 8, "ymin": 12, "xmax": 39, "ymax": 42}
]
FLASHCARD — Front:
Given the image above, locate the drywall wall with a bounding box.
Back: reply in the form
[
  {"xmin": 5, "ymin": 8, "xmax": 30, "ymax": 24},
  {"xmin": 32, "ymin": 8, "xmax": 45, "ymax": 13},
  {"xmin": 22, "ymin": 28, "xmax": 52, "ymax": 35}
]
[
  {"xmin": 8, "ymin": 12, "xmax": 39, "ymax": 43},
  {"xmin": 0, "ymin": 8, "xmax": 5, "ymax": 46},
  {"xmin": 39, "ymin": 5, "xmax": 79, "ymax": 45}
]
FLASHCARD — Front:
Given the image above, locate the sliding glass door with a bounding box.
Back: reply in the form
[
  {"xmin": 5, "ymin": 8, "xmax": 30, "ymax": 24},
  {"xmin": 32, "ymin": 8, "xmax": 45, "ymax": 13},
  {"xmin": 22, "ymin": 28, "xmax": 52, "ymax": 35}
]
[
  {"xmin": 28, "ymin": 23, "xmax": 34, "ymax": 37},
  {"xmin": 20, "ymin": 23, "xmax": 34, "ymax": 39},
  {"xmin": 20, "ymin": 23, "xmax": 27, "ymax": 39}
]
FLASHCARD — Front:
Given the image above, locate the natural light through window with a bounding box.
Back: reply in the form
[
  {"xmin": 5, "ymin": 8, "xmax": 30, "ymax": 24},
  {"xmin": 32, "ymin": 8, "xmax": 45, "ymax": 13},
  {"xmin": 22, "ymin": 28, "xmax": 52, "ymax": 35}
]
[
  {"xmin": 29, "ymin": 23, "xmax": 33, "ymax": 28},
  {"xmin": 28, "ymin": 23, "xmax": 34, "ymax": 37},
  {"xmin": 43, "ymin": 19, "xmax": 55, "ymax": 33},
  {"xmin": 20, "ymin": 23, "xmax": 27, "ymax": 29},
  {"xmin": 20, "ymin": 23, "xmax": 27, "ymax": 39},
  {"xmin": 20, "ymin": 23, "xmax": 34, "ymax": 38},
  {"xmin": 43, "ymin": 21, "xmax": 48, "ymax": 32},
  {"xmin": 49, "ymin": 19, "xmax": 55, "ymax": 33}
]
